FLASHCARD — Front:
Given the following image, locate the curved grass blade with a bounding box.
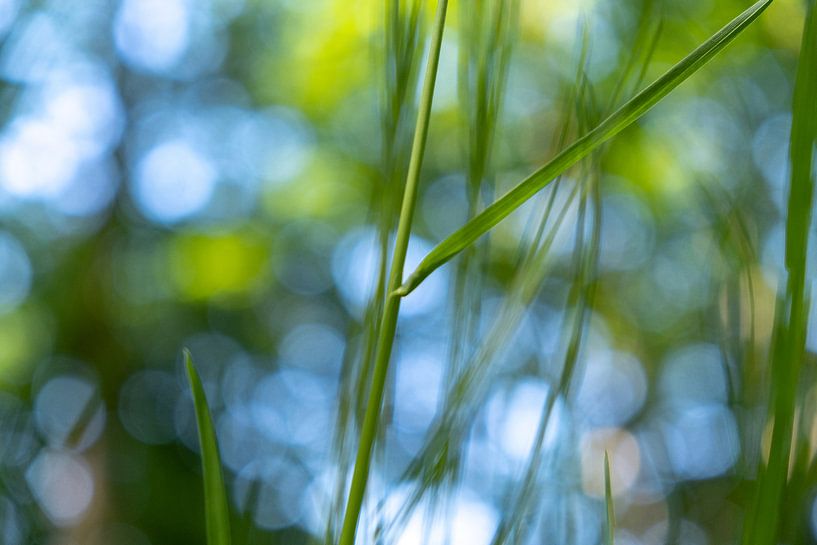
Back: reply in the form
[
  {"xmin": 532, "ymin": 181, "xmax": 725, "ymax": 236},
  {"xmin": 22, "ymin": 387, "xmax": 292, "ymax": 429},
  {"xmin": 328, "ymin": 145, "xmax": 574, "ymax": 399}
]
[
  {"xmin": 394, "ymin": 0, "xmax": 773, "ymax": 296},
  {"xmin": 184, "ymin": 349, "xmax": 231, "ymax": 545},
  {"xmin": 604, "ymin": 451, "xmax": 615, "ymax": 545}
]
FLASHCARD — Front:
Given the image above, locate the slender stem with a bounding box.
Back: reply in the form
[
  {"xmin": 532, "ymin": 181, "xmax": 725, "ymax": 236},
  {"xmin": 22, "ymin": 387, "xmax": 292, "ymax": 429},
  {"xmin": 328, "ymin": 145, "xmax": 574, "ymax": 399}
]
[{"xmin": 338, "ymin": 2, "xmax": 449, "ymax": 544}]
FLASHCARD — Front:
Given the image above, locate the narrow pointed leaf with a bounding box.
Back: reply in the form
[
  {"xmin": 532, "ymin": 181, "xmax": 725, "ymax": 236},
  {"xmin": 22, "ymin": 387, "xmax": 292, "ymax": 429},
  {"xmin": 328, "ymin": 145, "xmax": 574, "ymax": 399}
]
[
  {"xmin": 742, "ymin": 2, "xmax": 817, "ymax": 544},
  {"xmin": 604, "ymin": 451, "xmax": 615, "ymax": 545},
  {"xmin": 395, "ymin": 0, "xmax": 772, "ymax": 296},
  {"xmin": 185, "ymin": 349, "xmax": 231, "ymax": 545}
]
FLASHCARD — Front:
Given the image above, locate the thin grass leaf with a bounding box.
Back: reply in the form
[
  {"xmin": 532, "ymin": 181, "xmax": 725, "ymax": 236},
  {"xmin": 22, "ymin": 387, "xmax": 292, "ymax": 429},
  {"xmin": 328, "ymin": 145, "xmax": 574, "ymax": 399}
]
[
  {"xmin": 184, "ymin": 349, "xmax": 231, "ymax": 545},
  {"xmin": 338, "ymin": 2, "xmax": 449, "ymax": 544},
  {"xmin": 395, "ymin": 0, "xmax": 773, "ymax": 296},
  {"xmin": 604, "ymin": 451, "xmax": 615, "ymax": 545},
  {"xmin": 743, "ymin": 2, "xmax": 817, "ymax": 544}
]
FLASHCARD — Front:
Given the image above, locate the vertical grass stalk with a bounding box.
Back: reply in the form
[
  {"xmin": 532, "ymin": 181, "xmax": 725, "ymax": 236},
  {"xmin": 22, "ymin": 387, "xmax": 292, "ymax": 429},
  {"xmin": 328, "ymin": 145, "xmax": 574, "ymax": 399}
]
[
  {"xmin": 338, "ymin": 1, "xmax": 449, "ymax": 544},
  {"xmin": 743, "ymin": 2, "xmax": 817, "ymax": 544}
]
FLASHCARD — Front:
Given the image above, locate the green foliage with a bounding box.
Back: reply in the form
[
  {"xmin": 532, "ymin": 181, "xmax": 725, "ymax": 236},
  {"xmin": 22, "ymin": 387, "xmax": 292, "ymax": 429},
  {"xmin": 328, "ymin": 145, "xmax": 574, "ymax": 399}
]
[
  {"xmin": 6, "ymin": 0, "xmax": 815, "ymax": 543},
  {"xmin": 184, "ymin": 349, "xmax": 232, "ymax": 545},
  {"xmin": 338, "ymin": 2, "xmax": 781, "ymax": 545},
  {"xmin": 338, "ymin": 2, "xmax": 450, "ymax": 544},
  {"xmin": 395, "ymin": 0, "xmax": 774, "ymax": 297},
  {"xmin": 742, "ymin": 2, "xmax": 817, "ymax": 544}
]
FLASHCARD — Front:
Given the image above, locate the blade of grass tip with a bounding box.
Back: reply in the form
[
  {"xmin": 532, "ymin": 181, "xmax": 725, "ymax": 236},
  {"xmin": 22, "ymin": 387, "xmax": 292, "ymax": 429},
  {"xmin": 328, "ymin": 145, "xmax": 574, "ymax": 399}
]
[
  {"xmin": 338, "ymin": 1, "xmax": 449, "ymax": 545},
  {"xmin": 395, "ymin": 0, "xmax": 773, "ymax": 296},
  {"xmin": 184, "ymin": 349, "xmax": 231, "ymax": 545},
  {"xmin": 605, "ymin": 451, "xmax": 615, "ymax": 545}
]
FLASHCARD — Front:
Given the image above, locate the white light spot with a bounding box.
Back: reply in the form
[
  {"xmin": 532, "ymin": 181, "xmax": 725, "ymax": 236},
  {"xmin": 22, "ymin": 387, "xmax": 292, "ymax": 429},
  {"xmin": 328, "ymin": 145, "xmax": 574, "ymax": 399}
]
[
  {"xmin": 600, "ymin": 190, "xmax": 654, "ymax": 271},
  {"xmin": 25, "ymin": 450, "xmax": 94, "ymax": 526},
  {"xmin": 132, "ymin": 139, "xmax": 216, "ymax": 224},
  {"xmin": 0, "ymin": 117, "xmax": 80, "ymax": 198},
  {"xmin": 659, "ymin": 344, "xmax": 729, "ymax": 408},
  {"xmin": 0, "ymin": 13, "xmax": 76, "ymax": 84},
  {"xmin": 279, "ymin": 323, "xmax": 344, "ymax": 373},
  {"xmin": 114, "ymin": 0, "xmax": 191, "ymax": 73},
  {"xmin": 580, "ymin": 427, "xmax": 641, "ymax": 497},
  {"xmin": 331, "ymin": 227, "xmax": 380, "ymax": 316},
  {"xmin": 394, "ymin": 350, "xmax": 444, "ymax": 434},
  {"xmin": 41, "ymin": 71, "xmax": 123, "ymax": 156},
  {"xmin": 395, "ymin": 488, "xmax": 498, "ymax": 545},
  {"xmin": 485, "ymin": 380, "xmax": 563, "ymax": 462},
  {"xmin": 331, "ymin": 229, "xmax": 447, "ymax": 317},
  {"xmin": 35, "ymin": 375, "xmax": 105, "ymax": 451},
  {"xmin": 0, "ymin": 0, "xmax": 19, "ymax": 37},
  {"xmin": 664, "ymin": 404, "xmax": 738, "ymax": 480},
  {"xmin": 231, "ymin": 109, "xmax": 312, "ymax": 186},
  {"xmin": 577, "ymin": 351, "xmax": 647, "ymax": 427},
  {"xmin": 401, "ymin": 236, "xmax": 447, "ymax": 317},
  {"xmin": 752, "ymin": 114, "xmax": 790, "ymax": 210}
]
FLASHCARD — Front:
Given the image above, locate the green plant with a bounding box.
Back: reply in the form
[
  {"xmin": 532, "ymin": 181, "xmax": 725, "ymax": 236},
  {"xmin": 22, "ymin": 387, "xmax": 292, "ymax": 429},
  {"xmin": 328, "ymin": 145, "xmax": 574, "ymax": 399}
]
[
  {"xmin": 184, "ymin": 349, "xmax": 231, "ymax": 545},
  {"xmin": 742, "ymin": 2, "xmax": 817, "ymax": 545},
  {"xmin": 177, "ymin": 1, "xmax": 817, "ymax": 544}
]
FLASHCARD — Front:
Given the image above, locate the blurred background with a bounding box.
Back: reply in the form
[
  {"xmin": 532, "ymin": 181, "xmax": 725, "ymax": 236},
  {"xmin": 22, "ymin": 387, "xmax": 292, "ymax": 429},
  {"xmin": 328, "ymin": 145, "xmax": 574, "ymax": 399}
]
[{"xmin": 0, "ymin": 0, "xmax": 811, "ymax": 543}]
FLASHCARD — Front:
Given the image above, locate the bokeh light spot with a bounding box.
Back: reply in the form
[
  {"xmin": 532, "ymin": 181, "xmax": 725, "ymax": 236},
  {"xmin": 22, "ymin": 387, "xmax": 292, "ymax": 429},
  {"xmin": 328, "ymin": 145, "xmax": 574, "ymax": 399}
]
[
  {"xmin": 132, "ymin": 139, "xmax": 217, "ymax": 224},
  {"xmin": 580, "ymin": 427, "xmax": 641, "ymax": 497},
  {"xmin": 0, "ymin": 233, "xmax": 31, "ymax": 314},
  {"xmin": 168, "ymin": 231, "xmax": 269, "ymax": 300},
  {"xmin": 25, "ymin": 449, "xmax": 94, "ymax": 526},
  {"xmin": 34, "ymin": 375, "xmax": 105, "ymax": 451},
  {"xmin": 114, "ymin": 0, "xmax": 191, "ymax": 73}
]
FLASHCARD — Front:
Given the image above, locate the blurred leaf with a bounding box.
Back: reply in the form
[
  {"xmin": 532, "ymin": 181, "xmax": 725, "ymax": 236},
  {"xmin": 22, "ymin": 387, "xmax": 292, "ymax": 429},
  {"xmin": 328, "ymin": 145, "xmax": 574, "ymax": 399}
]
[
  {"xmin": 395, "ymin": 0, "xmax": 773, "ymax": 296},
  {"xmin": 743, "ymin": 2, "xmax": 817, "ymax": 545},
  {"xmin": 184, "ymin": 349, "xmax": 231, "ymax": 545},
  {"xmin": 605, "ymin": 451, "xmax": 615, "ymax": 545}
]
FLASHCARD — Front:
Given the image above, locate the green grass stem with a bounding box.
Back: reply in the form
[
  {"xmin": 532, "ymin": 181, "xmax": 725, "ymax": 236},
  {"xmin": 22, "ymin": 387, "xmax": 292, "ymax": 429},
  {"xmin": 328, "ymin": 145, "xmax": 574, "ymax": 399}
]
[{"xmin": 337, "ymin": 2, "xmax": 449, "ymax": 544}]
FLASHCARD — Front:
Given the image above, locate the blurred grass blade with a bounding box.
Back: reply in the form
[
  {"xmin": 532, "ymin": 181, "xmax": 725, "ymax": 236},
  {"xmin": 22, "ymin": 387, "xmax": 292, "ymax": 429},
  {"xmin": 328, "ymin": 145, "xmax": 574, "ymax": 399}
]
[
  {"xmin": 395, "ymin": 0, "xmax": 772, "ymax": 296},
  {"xmin": 184, "ymin": 349, "xmax": 231, "ymax": 545},
  {"xmin": 743, "ymin": 1, "xmax": 817, "ymax": 544},
  {"xmin": 604, "ymin": 452, "xmax": 615, "ymax": 545}
]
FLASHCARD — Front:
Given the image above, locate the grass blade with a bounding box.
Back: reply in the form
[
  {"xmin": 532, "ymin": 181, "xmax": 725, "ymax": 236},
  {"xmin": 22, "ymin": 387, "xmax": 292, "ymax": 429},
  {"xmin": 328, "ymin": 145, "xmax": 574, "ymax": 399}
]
[
  {"xmin": 326, "ymin": 3, "xmax": 425, "ymax": 541},
  {"xmin": 338, "ymin": 1, "xmax": 449, "ymax": 544},
  {"xmin": 394, "ymin": 0, "xmax": 773, "ymax": 296},
  {"xmin": 742, "ymin": 1, "xmax": 817, "ymax": 544},
  {"xmin": 604, "ymin": 451, "xmax": 615, "ymax": 545},
  {"xmin": 184, "ymin": 349, "xmax": 231, "ymax": 545}
]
